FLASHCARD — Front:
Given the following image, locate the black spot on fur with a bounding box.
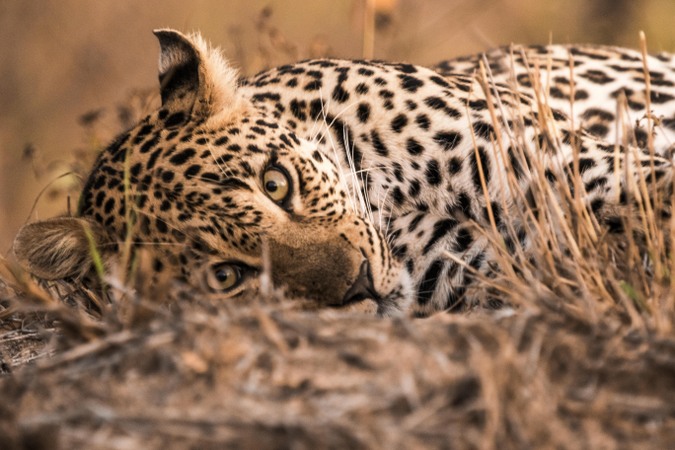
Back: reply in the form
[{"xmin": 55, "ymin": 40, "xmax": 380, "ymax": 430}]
[
  {"xmin": 634, "ymin": 127, "xmax": 648, "ymax": 147},
  {"xmin": 584, "ymin": 176, "xmax": 607, "ymax": 192},
  {"xmin": 130, "ymin": 163, "xmax": 142, "ymax": 178},
  {"xmin": 468, "ymin": 100, "xmax": 488, "ymax": 110},
  {"xmin": 425, "ymin": 159, "xmax": 442, "ymax": 185},
  {"xmin": 312, "ymin": 150, "xmax": 323, "ymax": 162},
  {"xmin": 406, "ymin": 138, "xmax": 424, "ymax": 155},
  {"xmin": 605, "ymin": 216, "xmax": 624, "ymax": 233},
  {"xmin": 472, "ymin": 121, "xmax": 494, "ymax": 140},
  {"xmin": 251, "ymin": 92, "xmax": 281, "ymax": 102},
  {"xmin": 507, "ymin": 148, "xmax": 524, "ymax": 180},
  {"xmin": 484, "ymin": 202, "xmax": 502, "ymax": 226},
  {"xmin": 570, "ymin": 47, "xmax": 610, "ymax": 60},
  {"xmin": 355, "ymin": 83, "xmax": 369, "ymax": 94},
  {"xmin": 429, "ymin": 76, "xmax": 450, "ymax": 88},
  {"xmin": 470, "ymin": 147, "xmax": 491, "ymax": 191},
  {"xmin": 304, "ymin": 80, "xmax": 322, "ymax": 91},
  {"xmin": 448, "ymin": 157, "xmax": 462, "ymax": 174},
  {"xmin": 309, "ymin": 99, "xmax": 323, "ymax": 120},
  {"xmin": 417, "ymin": 259, "xmax": 444, "ymax": 305},
  {"xmin": 452, "ymin": 227, "xmax": 473, "ymax": 253},
  {"xmin": 580, "ymin": 69, "xmax": 614, "ymax": 84},
  {"xmin": 332, "ymin": 85, "xmax": 350, "ymax": 103},
  {"xmin": 357, "ymin": 103, "xmax": 371, "ymax": 123},
  {"xmin": 408, "ymin": 180, "xmax": 421, "ymax": 197},
  {"xmin": 169, "ymin": 148, "xmax": 196, "ymax": 165},
  {"xmin": 156, "ymin": 218, "xmax": 168, "ymax": 234},
  {"xmin": 424, "ymin": 96, "xmax": 461, "ymax": 118},
  {"xmin": 651, "ymin": 90, "xmax": 675, "ymax": 104},
  {"xmin": 590, "ymin": 198, "xmax": 605, "ymax": 214},
  {"xmin": 134, "ymin": 124, "xmax": 154, "ymax": 142},
  {"xmin": 103, "ymin": 198, "xmax": 115, "ymax": 214},
  {"xmin": 588, "ymin": 124, "xmax": 609, "ymax": 137},
  {"xmin": 416, "ymin": 114, "xmax": 431, "ymax": 130},
  {"xmin": 290, "ymin": 99, "xmax": 308, "ymax": 121},
  {"xmin": 399, "ymin": 74, "xmax": 424, "ymax": 92},
  {"xmin": 434, "ymin": 131, "xmax": 463, "ymax": 151},
  {"xmin": 184, "ymin": 164, "xmax": 201, "ymax": 179},
  {"xmin": 161, "ymin": 170, "xmax": 175, "ymax": 183},
  {"xmin": 391, "ymin": 114, "xmax": 408, "ymax": 133},
  {"xmin": 309, "ymin": 98, "xmax": 324, "ymax": 120},
  {"xmin": 392, "ymin": 186, "xmax": 405, "ymax": 206},
  {"xmin": 395, "ymin": 63, "xmax": 417, "ymax": 74},
  {"xmin": 140, "ymin": 135, "xmax": 160, "ymax": 154},
  {"xmin": 581, "ymin": 108, "xmax": 615, "ymax": 121},
  {"xmin": 370, "ymin": 130, "xmax": 389, "ymax": 156},
  {"xmin": 164, "ymin": 112, "xmax": 186, "ymax": 128},
  {"xmin": 424, "ymin": 96, "xmax": 447, "ymax": 110},
  {"xmin": 423, "ymin": 219, "xmax": 459, "ymax": 254},
  {"xmin": 578, "ymin": 158, "xmax": 596, "ymax": 174}
]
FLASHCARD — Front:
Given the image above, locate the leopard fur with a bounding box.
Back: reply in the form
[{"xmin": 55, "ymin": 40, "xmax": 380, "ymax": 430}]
[{"xmin": 14, "ymin": 31, "xmax": 675, "ymax": 316}]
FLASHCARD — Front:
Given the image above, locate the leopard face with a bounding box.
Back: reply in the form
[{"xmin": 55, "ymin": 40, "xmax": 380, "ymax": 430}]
[{"xmin": 14, "ymin": 30, "xmax": 412, "ymax": 316}]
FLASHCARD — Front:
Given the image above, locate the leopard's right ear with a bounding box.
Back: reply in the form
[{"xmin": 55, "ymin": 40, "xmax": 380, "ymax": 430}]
[{"xmin": 13, "ymin": 217, "xmax": 109, "ymax": 280}]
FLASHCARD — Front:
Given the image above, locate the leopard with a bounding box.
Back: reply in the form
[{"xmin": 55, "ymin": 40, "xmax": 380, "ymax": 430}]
[{"xmin": 13, "ymin": 29, "xmax": 675, "ymax": 317}]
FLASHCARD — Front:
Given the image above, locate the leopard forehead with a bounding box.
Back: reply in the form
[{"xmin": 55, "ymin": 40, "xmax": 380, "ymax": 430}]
[{"xmin": 79, "ymin": 104, "xmax": 348, "ymax": 252}]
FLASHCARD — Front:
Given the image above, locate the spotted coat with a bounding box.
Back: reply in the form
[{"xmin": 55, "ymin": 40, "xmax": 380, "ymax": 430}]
[{"xmin": 13, "ymin": 32, "xmax": 675, "ymax": 317}]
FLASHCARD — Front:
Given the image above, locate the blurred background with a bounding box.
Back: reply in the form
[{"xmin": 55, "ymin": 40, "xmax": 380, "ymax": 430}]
[{"xmin": 1, "ymin": 0, "xmax": 674, "ymax": 254}]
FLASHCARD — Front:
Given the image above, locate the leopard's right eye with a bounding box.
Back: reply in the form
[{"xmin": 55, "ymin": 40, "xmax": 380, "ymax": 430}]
[{"xmin": 263, "ymin": 166, "xmax": 292, "ymax": 205}]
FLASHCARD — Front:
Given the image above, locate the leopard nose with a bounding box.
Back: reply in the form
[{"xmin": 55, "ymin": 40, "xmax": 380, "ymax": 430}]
[{"xmin": 342, "ymin": 260, "xmax": 379, "ymax": 305}]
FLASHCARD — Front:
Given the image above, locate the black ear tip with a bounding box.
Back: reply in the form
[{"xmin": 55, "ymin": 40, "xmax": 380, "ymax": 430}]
[{"xmin": 153, "ymin": 29, "xmax": 191, "ymax": 49}]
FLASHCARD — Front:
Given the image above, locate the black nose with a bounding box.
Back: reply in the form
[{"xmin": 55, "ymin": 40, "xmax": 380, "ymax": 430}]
[{"xmin": 342, "ymin": 260, "xmax": 379, "ymax": 305}]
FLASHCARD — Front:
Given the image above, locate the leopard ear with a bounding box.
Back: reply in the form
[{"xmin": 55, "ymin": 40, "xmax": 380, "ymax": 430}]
[
  {"xmin": 13, "ymin": 217, "xmax": 109, "ymax": 280},
  {"xmin": 153, "ymin": 29, "xmax": 242, "ymax": 119}
]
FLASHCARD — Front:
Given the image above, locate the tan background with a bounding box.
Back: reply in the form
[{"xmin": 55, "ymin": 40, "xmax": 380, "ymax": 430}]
[{"xmin": 2, "ymin": 0, "xmax": 674, "ymax": 253}]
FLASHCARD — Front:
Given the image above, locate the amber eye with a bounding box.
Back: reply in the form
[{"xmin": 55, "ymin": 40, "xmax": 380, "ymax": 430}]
[
  {"xmin": 206, "ymin": 263, "xmax": 243, "ymax": 292},
  {"xmin": 263, "ymin": 167, "xmax": 291, "ymax": 204}
]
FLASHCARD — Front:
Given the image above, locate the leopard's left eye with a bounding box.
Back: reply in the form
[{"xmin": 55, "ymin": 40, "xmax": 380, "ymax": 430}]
[
  {"xmin": 206, "ymin": 263, "xmax": 245, "ymax": 292},
  {"xmin": 263, "ymin": 166, "xmax": 291, "ymax": 204}
]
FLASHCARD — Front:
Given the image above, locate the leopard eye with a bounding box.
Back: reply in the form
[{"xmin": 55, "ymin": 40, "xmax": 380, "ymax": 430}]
[
  {"xmin": 206, "ymin": 263, "xmax": 243, "ymax": 292},
  {"xmin": 263, "ymin": 167, "xmax": 291, "ymax": 204}
]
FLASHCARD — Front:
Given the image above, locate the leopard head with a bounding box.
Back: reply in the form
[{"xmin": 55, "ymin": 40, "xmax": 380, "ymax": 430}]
[{"xmin": 14, "ymin": 29, "xmax": 412, "ymax": 316}]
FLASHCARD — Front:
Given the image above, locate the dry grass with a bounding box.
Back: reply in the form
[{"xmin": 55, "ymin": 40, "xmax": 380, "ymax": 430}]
[{"xmin": 3, "ymin": 4, "xmax": 675, "ymax": 449}]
